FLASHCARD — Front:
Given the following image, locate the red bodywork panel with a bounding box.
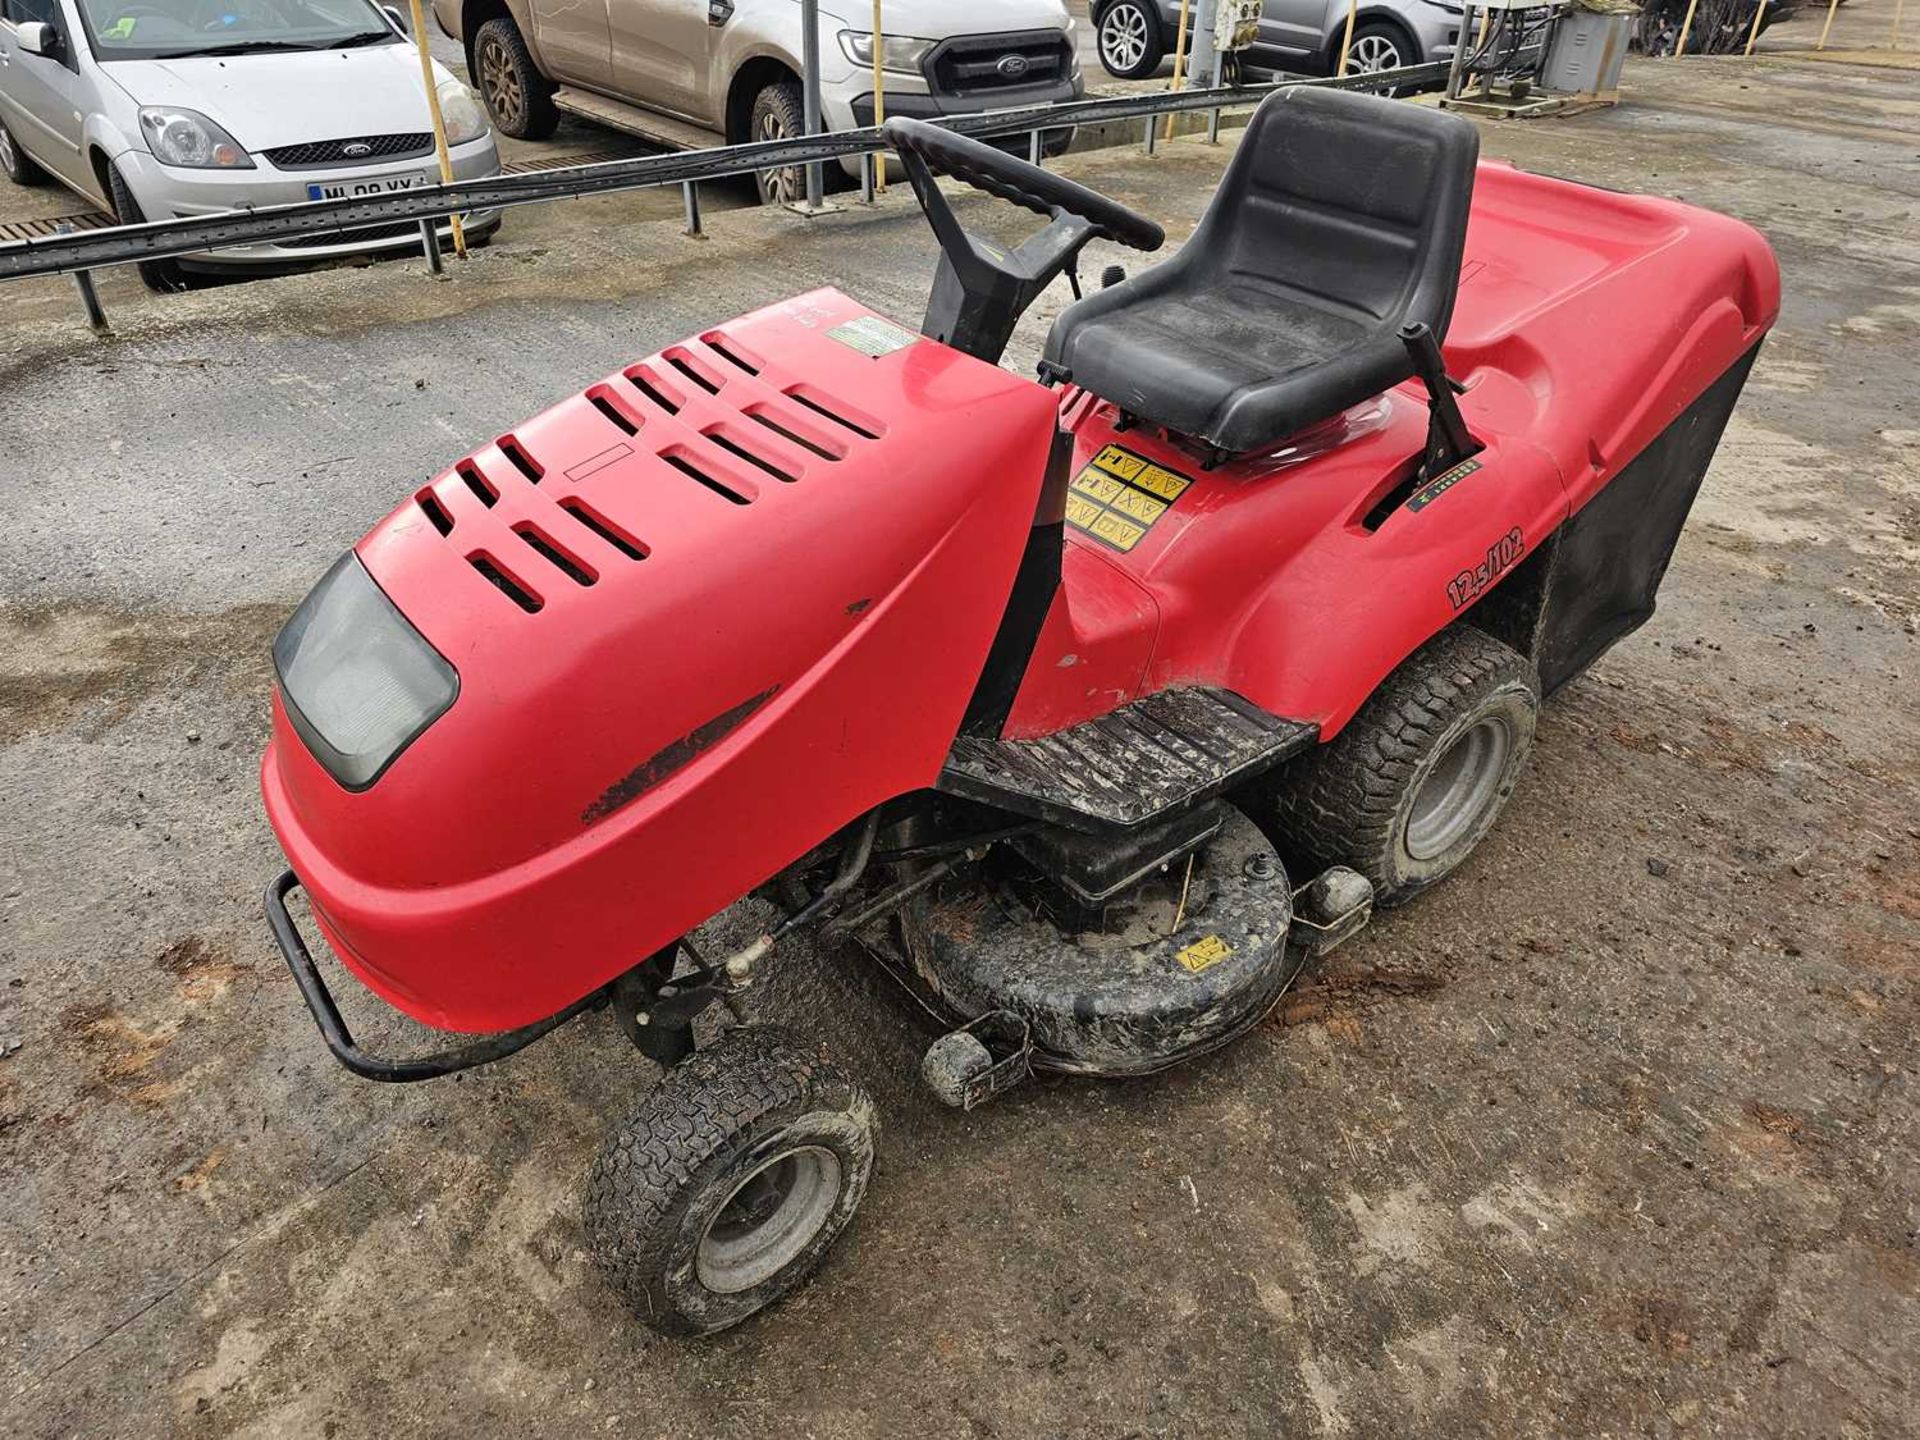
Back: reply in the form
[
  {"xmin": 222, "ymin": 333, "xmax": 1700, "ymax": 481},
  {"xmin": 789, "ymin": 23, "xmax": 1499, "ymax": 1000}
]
[
  {"xmin": 1005, "ymin": 162, "xmax": 1779, "ymax": 739},
  {"xmin": 264, "ymin": 289, "xmax": 1059, "ymax": 1029},
  {"xmin": 263, "ymin": 164, "xmax": 1778, "ymax": 1032}
]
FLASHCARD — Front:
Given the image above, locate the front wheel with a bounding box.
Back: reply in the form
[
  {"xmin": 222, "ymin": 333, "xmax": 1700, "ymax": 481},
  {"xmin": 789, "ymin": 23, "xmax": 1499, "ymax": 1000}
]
[
  {"xmin": 1270, "ymin": 626, "xmax": 1538, "ymax": 907},
  {"xmin": 106, "ymin": 165, "xmax": 188, "ymax": 294},
  {"xmin": 584, "ymin": 1026, "xmax": 877, "ymax": 1337},
  {"xmin": 1342, "ymin": 21, "xmax": 1418, "ymax": 94},
  {"xmin": 749, "ymin": 79, "xmax": 806, "ymax": 206},
  {"xmin": 1097, "ymin": 0, "xmax": 1166, "ymax": 78}
]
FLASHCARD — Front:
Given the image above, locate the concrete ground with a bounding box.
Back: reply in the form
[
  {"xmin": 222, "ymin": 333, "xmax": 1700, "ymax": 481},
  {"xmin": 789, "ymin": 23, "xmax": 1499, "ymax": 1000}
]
[{"xmin": 2, "ymin": 13, "xmax": 1917, "ymax": 1439}]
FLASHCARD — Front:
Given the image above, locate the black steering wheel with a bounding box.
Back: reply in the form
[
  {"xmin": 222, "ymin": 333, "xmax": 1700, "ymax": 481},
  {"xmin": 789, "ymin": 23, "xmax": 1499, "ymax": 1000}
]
[
  {"xmin": 881, "ymin": 117, "xmax": 1163, "ymax": 365},
  {"xmin": 882, "ymin": 116, "xmax": 1164, "ymax": 253}
]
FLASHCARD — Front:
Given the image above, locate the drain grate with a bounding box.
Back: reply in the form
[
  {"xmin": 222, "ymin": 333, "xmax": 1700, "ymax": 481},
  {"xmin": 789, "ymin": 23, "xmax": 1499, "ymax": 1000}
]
[
  {"xmin": 0, "ymin": 210, "xmax": 113, "ymax": 244},
  {"xmin": 500, "ymin": 149, "xmax": 639, "ymax": 176}
]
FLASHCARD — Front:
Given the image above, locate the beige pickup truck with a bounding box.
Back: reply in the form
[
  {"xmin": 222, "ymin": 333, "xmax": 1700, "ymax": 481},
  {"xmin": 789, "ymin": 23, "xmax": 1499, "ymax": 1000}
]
[{"xmin": 434, "ymin": 0, "xmax": 1084, "ymax": 200}]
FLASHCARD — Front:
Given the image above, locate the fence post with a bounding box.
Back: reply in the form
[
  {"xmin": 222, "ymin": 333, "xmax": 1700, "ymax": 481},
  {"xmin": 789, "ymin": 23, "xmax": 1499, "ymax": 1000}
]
[
  {"xmin": 801, "ymin": 0, "xmax": 825, "ymax": 208},
  {"xmin": 55, "ymin": 221, "xmax": 109, "ymax": 333},
  {"xmin": 417, "ymin": 218, "xmax": 444, "ymax": 274},
  {"xmin": 407, "ymin": 0, "xmax": 465, "ymax": 256},
  {"xmin": 682, "ymin": 180, "xmax": 702, "ymax": 236},
  {"xmin": 1336, "ymin": 0, "xmax": 1359, "ymax": 73},
  {"xmin": 1815, "ymin": 0, "xmax": 1840, "ymax": 47},
  {"xmin": 1743, "ymin": 0, "xmax": 1767, "ymax": 53}
]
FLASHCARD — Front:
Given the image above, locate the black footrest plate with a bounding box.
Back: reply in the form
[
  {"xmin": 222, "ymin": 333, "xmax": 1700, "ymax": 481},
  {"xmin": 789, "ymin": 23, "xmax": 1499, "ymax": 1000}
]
[{"xmin": 939, "ymin": 687, "xmax": 1317, "ymax": 832}]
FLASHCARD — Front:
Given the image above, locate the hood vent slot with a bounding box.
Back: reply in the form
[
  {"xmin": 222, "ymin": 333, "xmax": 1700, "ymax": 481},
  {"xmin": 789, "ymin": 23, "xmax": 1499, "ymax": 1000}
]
[
  {"xmin": 665, "ymin": 349, "xmax": 722, "ymax": 394},
  {"xmin": 746, "ymin": 407, "xmax": 846, "ymax": 462},
  {"xmin": 703, "ymin": 333, "xmax": 762, "ymax": 375},
  {"xmin": 704, "ymin": 429, "xmax": 797, "ymax": 483},
  {"xmin": 786, "ymin": 387, "xmax": 882, "ymax": 440},
  {"xmin": 561, "ymin": 498, "xmax": 649, "ymax": 561},
  {"xmin": 626, "ymin": 366, "xmax": 681, "ymax": 415},
  {"xmin": 662, "ymin": 449, "xmax": 754, "ymax": 506},
  {"xmin": 469, "ymin": 552, "xmax": 542, "ymax": 613},
  {"xmin": 514, "ymin": 522, "xmax": 597, "ymax": 586},
  {"xmin": 416, "ymin": 488, "xmax": 454, "ymax": 535},
  {"xmin": 499, "ymin": 433, "xmax": 545, "ymax": 484},
  {"xmin": 588, "ymin": 387, "xmax": 640, "ymax": 436},
  {"xmin": 456, "ymin": 460, "xmax": 498, "ymax": 507}
]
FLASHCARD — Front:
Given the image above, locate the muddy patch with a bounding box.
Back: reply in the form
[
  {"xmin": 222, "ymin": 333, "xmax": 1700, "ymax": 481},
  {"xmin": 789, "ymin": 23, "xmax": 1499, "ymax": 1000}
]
[{"xmin": 0, "ymin": 602, "xmax": 281, "ymax": 746}]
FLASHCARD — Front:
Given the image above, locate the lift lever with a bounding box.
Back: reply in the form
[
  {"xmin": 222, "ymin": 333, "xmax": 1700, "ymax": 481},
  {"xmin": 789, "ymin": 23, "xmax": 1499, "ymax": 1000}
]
[{"xmin": 1399, "ymin": 321, "xmax": 1480, "ymax": 479}]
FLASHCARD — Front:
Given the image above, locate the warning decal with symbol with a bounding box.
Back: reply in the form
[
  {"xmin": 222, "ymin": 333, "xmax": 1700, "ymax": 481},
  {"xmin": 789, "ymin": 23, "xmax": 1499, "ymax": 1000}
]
[{"xmin": 1064, "ymin": 443, "xmax": 1193, "ymax": 553}]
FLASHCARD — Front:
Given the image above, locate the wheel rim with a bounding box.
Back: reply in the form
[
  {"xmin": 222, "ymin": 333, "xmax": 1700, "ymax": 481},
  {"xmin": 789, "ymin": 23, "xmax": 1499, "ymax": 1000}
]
[
  {"xmin": 1405, "ymin": 715, "xmax": 1512, "ymax": 861},
  {"xmin": 1101, "ymin": 4, "xmax": 1149, "ymax": 71},
  {"xmin": 696, "ymin": 1146, "xmax": 843, "ymax": 1294},
  {"xmin": 479, "ymin": 37, "xmax": 524, "ymax": 130},
  {"xmin": 756, "ymin": 110, "xmax": 798, "ymax": 204},
  {"xmin": 1350, "ymin": 33, "xmax": 1403, "ymax": 72}
]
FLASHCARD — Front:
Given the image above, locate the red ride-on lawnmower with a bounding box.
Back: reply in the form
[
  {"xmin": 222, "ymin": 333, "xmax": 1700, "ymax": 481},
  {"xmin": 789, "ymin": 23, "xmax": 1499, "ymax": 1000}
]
[{"xmin": 261, "ymin": 89, "xmax": 1778, "ymax": 1334}]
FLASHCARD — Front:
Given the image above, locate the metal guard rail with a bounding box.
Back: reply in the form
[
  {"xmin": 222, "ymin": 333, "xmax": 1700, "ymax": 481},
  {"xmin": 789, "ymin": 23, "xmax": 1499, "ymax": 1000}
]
[{"xmin": 0, "ymin": 61, "xmax": 1447, "ymax": 282}]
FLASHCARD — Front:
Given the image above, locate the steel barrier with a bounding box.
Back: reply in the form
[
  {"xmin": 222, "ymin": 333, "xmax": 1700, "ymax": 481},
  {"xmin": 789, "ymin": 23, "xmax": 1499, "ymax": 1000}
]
[{"xmin": 0, "ymin": 62, "xmax": 1446, "ymax": 286}]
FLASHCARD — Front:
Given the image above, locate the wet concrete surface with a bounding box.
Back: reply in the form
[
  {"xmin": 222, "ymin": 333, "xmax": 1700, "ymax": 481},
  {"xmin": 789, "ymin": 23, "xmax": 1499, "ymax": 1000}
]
[{"xmin": 1, "ymin": 26, "xmax": 1917, "ymax": 1440}]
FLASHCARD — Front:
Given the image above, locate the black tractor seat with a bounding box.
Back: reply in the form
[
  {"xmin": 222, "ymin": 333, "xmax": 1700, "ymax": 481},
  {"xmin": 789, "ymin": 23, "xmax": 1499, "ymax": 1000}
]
[{"xmin": 1042, "ymin": 87, "xmax": 1480, "ymax": 457}]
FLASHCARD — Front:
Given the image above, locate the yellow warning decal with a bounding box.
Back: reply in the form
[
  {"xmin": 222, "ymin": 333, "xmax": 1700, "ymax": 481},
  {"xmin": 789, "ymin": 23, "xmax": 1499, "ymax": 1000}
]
[
  {"xmin": 1067, "ymin": 444, "xmax": 1194, "ymax": 553},
  {"xmin": 1175, "ymin": 934, "xmax": 1234, "ymax": 973}
]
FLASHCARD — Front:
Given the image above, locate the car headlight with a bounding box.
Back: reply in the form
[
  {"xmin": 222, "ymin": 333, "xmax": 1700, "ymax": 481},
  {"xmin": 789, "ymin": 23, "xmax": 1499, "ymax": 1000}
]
[
  {"xmin": 837, "ymin": 30, "xmax": 936, "ymax": 74},
  {"xmin": 138, "ymin": 107, "xmax": 253, "ymax": 169},
  {"xmin": 436, "ymin": 80, "xmax": 490, "ymax": 146},
  {"xmin": 274, "ymin": 553, "xmax": 459, "ymax": 790}
]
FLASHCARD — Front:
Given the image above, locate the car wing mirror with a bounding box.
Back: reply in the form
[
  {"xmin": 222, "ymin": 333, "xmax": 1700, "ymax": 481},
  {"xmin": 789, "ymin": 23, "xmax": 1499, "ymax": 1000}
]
[
  {"xmin": 382, "ymin": 4, "xmax": 409, "ymax": 33},
  {"xmin": 16, "ymin": 21, "xmax": 58, "ymax": 56}
]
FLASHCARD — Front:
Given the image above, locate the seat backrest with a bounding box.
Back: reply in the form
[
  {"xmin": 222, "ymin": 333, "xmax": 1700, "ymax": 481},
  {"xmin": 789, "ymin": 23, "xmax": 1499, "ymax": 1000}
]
[{"xmin": 1188, "ymin": 87, "xmax": 1479, "ymax": 338}]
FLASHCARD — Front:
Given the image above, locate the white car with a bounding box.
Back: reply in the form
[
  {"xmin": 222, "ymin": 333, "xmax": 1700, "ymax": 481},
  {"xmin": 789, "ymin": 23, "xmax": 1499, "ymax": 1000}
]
[
  {"xmin": 435, "ymin": 0, "xmax": 1082, "ymax": 203},
  {"xmin": 0, "ymin": 0, "xmax": 501, "ymax": 291}
]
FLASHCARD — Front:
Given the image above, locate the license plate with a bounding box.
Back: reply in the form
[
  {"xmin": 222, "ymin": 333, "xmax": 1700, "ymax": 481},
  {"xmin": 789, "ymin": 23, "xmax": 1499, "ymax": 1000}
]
[{"xmin": 306, "ymin": 173, "xmax": 433, "ymax": 201}]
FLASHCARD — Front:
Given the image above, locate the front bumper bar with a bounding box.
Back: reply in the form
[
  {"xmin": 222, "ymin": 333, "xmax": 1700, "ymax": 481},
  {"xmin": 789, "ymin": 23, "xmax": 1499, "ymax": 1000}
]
[{"xmin": 265, "ymin": 869, "xmax": 596, "ymax": 1082}]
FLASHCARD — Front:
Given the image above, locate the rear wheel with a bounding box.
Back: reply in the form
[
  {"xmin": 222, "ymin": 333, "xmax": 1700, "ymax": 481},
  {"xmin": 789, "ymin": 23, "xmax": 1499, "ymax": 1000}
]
[
  {"xmin": 1271, "ymin": 626, "xmax": 1538, "ymax": 907},
  {"xmin": 749, "ymin": 79, "xmax": 806, "ymax": 206},
  {"xmin": 0, "ymin": 118, "xmax": 47, "ymax": 186},
  {"xmin": 106, "ymin": 164, "xmax": 189, "ymax": 294},
  {"xmin": 1097, "ymin": 0, "xmax": 1166, "ymax": 78},
  {"xmin": 474, "ymin": 17, "xmax": 559, "ymax": 141},
  {"xmin": 585, "ymin": 1025, "xmax": 877, "ymax": 1337}
]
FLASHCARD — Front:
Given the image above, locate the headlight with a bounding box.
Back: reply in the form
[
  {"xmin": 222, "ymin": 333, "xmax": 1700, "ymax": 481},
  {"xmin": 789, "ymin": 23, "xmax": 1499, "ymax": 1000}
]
[
  {"xmin": 837, "ymin": 30, "xmax": 936, "ymax": 74},
  {"xmin": 274, "ymin": 553, "xmax": 459, "ymax": 790},
  {"xmin": 436, "ymin": 80, "xmax": 490, "ymax": 146},
  {"xmin": 138, "ymin": 107, "xmax": 253, "ymax": 169}
]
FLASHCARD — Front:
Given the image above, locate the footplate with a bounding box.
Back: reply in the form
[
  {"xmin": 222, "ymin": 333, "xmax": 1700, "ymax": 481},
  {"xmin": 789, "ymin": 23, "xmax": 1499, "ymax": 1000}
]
[{"xmin": 938, "ymin": 687, "xmax": 1317, "ymax": 832}]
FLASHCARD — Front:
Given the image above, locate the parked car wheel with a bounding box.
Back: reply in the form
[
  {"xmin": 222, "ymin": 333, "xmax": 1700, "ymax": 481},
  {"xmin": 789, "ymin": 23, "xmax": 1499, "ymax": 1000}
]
[
  {"xmin": 584, "ymin": 1026, "xmax": 877, "ymax": 1337},
  {"xmin": 1096, "ymin": 0, "xmax": 1166, "ymax": 78},
  {"xmin": 1343, "ymin": 20, "xmax": 1418, "ymax": 92},
  {"xmin": 105, "ymin": 164, "xmax": 189, "ymax": 294},
  {"xmin": 0, "ymin": 118, "xmax": 47, "ymax": 186},
  {"xmin": 1269, "ymin": 626, "xmax": 1538, "ymax": 908},
  {"xmin": 474, "ymin": 16, "xmax": 559, "ymax": 141},
  {"xmin": 750, "ymin": 79, "xmax": 806, "ymax": 206}
]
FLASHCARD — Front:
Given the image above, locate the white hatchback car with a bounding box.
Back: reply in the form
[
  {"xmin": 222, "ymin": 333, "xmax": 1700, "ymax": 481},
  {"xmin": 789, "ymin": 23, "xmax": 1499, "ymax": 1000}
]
[{"xmin": 0, "ymin": 0, "xmax": 501, "ymax": 290}]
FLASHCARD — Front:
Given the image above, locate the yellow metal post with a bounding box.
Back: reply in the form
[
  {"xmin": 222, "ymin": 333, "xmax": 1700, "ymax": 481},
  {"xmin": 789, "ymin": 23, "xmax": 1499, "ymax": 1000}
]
[
  {"xmin": 1163, "ymin": 0, "xmax": 1192, "ymax": 141},
  {"xmin": 1743, "ymin": 0, "xmax": 1767, "ymax": 52},
  {"xmin": 1674, "ymin": 0, "xmax": 1701, "ymax": 55},
  {"xmin": 407, "ymin": 0, "xmax": 465, "ymax": 257},
  {"xmin": 872, "ymin": 0, "xmax": 886, "ymax": 192},
  {"xmin": 1890, "ymin": 0, "xmax": 1904, "ymax": 47},
  {"xmin": 1337, "ymin": 0, "xmax": 1359, "ymax": 73},
  {"xmin": 1815, "ymin": 0, "xmax": 1840, "ymax": 48}
]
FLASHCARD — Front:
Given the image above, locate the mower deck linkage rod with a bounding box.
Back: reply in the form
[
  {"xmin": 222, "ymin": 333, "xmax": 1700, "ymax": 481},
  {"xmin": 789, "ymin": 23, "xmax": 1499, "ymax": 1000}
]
[{"xmin": 0, "ymin": 63, "xmax": 1447, "ymax": 284}]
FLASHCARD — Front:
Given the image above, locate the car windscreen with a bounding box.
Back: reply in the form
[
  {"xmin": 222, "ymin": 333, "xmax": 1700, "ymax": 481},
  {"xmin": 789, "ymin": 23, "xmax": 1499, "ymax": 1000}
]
[{"xmin": 76, "ymin": 0, "xmax": 399, "ymax": 60}]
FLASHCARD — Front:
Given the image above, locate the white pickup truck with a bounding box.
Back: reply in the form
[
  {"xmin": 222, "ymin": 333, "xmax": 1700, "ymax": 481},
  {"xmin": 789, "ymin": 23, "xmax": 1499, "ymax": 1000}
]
[{"xmin": 434, "ymin": 0, "xmax": 1083, "ymax": 200}]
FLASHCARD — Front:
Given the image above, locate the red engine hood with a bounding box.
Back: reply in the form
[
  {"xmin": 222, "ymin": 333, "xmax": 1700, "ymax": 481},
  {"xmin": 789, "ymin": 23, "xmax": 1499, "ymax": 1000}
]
[{"xmin": 263, "ymin": 288, "xmax": 1060, "ymax": 1029}]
